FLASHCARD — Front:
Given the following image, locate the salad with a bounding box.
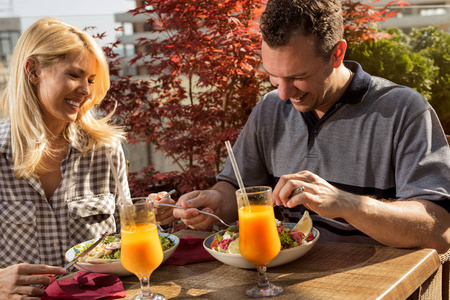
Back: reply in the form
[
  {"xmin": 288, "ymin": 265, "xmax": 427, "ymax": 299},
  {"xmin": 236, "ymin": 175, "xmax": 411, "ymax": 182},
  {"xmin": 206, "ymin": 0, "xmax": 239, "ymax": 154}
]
[
  {"xmin": 210, "ymin": 226, "xmax": 240, "ymax": 254},
  {"xmin": 210, "ymin": 220, "xmax": 315, "ymax": 254},
  {"xmin": 75, "ymin": 235, "xmax": 121, "ymax": 263},
  {"xmin": 73, "ymin": 234, "xmax": 175, "ymax": 264},
  {"xmin": 160, "ymin": 235, "xmax": 174, "ymax": 251}
]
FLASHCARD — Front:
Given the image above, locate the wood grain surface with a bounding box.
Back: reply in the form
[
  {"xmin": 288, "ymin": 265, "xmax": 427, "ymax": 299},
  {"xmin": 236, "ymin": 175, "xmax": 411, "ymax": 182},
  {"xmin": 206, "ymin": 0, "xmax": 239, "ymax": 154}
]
[{"xmin": 119, "ymin": 230, "xmax": 441, "ymax": 300}]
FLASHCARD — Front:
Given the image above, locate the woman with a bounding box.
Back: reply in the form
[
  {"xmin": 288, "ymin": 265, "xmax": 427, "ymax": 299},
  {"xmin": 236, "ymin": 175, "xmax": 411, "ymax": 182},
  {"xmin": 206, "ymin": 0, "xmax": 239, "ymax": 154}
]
[{"xmin": 0, "ymin": 17, "xmax": 129, "ymax": 298}]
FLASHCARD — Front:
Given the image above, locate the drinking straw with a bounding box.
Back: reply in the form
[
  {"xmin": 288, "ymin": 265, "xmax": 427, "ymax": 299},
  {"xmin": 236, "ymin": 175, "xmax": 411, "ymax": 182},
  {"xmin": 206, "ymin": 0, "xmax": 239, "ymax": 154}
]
[
  {"xmin": 107, "ymin": 152, "xmax": 132, "ymax": 206},
  {"xmin": 225, "ymin": 140, "xmax": 250, "ymax": 207}
]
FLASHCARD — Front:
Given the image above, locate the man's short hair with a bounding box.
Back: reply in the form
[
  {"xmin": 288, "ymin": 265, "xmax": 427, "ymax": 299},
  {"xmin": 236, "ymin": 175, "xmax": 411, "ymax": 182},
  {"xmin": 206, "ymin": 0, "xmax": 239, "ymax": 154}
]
[{"xmin": 260, "ymin": 0, "xmax": 344, "ymax": 61}]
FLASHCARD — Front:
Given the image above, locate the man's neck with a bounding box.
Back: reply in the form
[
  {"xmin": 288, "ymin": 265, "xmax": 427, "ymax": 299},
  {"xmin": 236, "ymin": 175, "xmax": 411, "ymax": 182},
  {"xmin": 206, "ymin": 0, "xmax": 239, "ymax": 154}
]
[{"xmin": 314, "ymin": 66, "xmax": 353, "ymax": 119}]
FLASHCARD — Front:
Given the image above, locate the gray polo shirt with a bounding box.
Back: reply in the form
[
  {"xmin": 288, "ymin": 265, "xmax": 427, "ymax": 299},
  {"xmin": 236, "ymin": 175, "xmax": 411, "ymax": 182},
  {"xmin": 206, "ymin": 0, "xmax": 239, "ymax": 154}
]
[{"xmin": 217, "ymin": 61, "xmax": 450, "ymax": 244}]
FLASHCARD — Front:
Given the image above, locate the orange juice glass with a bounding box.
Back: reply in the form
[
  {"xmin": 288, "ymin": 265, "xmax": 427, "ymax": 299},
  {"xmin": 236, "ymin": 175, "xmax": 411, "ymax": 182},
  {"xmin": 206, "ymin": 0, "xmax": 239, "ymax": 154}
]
[
  {"xmin": 239, "ymin": 205, "xmax": 280, "ymax": 265},
  {"xmin": 121, "ymin": 223, "xmax": 163, "ymax": 276},
  {"xmin": 237, "ymin": 186, "xmax": 283, "ymax": 298},
  {"xmin": 119, "ymin": 201, "xmax": 165, "ymax": 300}
]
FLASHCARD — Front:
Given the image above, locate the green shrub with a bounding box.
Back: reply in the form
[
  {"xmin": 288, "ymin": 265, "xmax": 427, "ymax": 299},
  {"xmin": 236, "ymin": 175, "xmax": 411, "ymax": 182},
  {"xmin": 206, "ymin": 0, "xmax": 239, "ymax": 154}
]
[
  {"xmin": 346, "ymin": 26, "xmax": 450, "ymax": 133},
  {"xmin": 410, "ymin": 27, "xmax": 450, "ymax": 134}
]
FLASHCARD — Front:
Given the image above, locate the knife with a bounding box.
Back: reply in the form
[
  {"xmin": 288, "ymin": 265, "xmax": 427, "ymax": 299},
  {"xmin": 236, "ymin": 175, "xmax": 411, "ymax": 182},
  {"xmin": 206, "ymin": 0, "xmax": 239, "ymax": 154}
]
[
  {"xmin": 59, "ymin": 232, "xmax": 109, "ymax": 274},
  {"xmin": 39, "ymin": 232, "xmax": 109, "ymax": 288}
]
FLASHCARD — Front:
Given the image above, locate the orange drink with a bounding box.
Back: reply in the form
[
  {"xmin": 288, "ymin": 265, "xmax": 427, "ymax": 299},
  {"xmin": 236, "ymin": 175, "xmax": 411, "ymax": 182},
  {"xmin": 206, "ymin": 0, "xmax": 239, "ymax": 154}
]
[
  {"xmin": 121, "ymin": 223, "xmax": 163, "ymax": 277},
  {"xmin": 119, "ymin": 200, "xmax": 166, "ymax": 299},
  {"xmin": 239, "ymin": 205, "xmax": 280, "ymax": 265},
  {"xmin": 236, "ymin": 186, "xmax": 283, "ymax": 297}
]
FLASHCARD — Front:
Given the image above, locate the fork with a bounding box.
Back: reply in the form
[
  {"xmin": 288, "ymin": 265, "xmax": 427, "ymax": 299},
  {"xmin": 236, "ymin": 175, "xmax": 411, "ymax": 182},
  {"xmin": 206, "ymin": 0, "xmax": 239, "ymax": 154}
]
[
  {"xmin": 156, "ymin": 202, "xmax": 236, "ymax": 227},
  {"xmin": 133, "ymin": 196, "xmax": 235, "ymax": 227}
]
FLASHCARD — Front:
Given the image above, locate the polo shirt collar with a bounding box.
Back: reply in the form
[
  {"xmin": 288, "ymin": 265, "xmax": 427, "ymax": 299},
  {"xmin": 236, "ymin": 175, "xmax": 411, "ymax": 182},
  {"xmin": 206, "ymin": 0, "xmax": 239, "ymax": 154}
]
[
  {"xmin": 302, "ymin": 60, "xmax": 371, "ymax": 123},
  {"xmin": 301, "ymin": 61, "xmax": 372, "ymax": 142},
  {"xmin": 340, "ymin": 60, "xmax": 371, "ymax": 105}
]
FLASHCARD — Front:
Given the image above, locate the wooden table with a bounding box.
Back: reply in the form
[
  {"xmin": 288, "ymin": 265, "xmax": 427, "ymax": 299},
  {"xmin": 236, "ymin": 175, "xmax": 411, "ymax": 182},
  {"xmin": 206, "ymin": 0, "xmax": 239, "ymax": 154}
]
[{"xmin": 118, "ymin": 230, "xmax": 442, "ymax": 300}]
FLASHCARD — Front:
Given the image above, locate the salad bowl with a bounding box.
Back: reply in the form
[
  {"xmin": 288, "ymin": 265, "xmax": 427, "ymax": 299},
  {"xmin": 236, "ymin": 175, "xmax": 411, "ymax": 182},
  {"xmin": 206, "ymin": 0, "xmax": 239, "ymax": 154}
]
[
  {"xmin": 65, "ymin": 232, "xmax": 179, "ymax": 277},
  {"xmin": 203, "ymin": 224, "xmax": 319, "ymax": 269}
]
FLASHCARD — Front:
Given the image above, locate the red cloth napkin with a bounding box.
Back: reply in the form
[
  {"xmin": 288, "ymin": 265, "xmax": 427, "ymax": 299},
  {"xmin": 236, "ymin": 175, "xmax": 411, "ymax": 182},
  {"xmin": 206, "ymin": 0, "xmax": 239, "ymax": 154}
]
[
  {"xmin": 41, "ymin": 272, "xmax": 126, "ymax": 300},
  {"xmin": 163, "ymin": 235, "xmax": 215, "ymax": 265}
]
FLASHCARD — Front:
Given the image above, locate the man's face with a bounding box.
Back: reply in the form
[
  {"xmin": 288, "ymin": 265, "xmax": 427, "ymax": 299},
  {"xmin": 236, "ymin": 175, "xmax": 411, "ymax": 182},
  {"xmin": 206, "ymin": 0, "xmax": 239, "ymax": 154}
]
[{"xmin": 262, "ymin": 35, "xmax": 339, "ymax": 118}]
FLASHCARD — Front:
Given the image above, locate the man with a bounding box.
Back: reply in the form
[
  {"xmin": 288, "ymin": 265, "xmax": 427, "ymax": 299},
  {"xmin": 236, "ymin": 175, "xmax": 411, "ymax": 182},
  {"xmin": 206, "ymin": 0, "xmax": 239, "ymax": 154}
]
[{"xmin": 171, "ymin": 0, "xmax": 450, "ymax": 254}]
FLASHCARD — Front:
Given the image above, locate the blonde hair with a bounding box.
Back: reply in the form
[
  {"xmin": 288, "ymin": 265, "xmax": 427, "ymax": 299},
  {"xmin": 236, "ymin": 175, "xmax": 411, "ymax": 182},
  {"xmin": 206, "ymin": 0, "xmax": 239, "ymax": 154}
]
[{"xmin": 0, "ymin": 17, "xmax": 124, "ymax": 178}]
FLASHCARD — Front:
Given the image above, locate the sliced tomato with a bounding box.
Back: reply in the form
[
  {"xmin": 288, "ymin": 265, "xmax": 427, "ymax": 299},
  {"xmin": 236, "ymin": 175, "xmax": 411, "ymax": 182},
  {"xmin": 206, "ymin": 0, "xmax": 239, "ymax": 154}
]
[{"xmin": 210, "ymin": 239, "xmax": 219, "ymax": 249}]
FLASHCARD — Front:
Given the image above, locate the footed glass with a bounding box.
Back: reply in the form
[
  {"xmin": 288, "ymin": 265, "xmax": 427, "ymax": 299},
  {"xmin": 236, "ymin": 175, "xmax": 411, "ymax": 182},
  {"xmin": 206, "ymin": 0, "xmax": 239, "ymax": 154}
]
[
  {"xmin": 237, "ymin": 186, "xmax": 283, "ymax": 297},
  {"xmin": 119, "ymin": 201, "xmax": 165, "ymax": 300}
]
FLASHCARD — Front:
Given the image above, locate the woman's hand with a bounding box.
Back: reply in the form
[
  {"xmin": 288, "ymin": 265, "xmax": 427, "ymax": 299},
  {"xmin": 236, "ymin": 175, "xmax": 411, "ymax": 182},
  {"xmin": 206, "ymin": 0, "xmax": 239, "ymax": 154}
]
[
  {"xmin": 0, "ymin": 263, "xmax": 66, "ymax": 300},
  {"xmin": 149, "ymin": 191, "xmax": 177, "ymax": 225}
]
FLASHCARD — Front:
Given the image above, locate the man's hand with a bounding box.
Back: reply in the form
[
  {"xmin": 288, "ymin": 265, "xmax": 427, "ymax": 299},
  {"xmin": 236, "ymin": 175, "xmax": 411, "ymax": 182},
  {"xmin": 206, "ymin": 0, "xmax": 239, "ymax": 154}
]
[
  {"xmin": 174, "ymin": 190, "xmax": 223, "ymax": 230},
  {"xmin": 273, "ymin": 170, "xmax": 355, "ymax": 219}
]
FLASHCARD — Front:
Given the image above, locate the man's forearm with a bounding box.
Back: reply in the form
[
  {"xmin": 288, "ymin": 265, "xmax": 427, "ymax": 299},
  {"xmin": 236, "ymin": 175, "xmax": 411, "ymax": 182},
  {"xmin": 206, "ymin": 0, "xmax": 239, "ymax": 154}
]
[
  {"xmin": 345, "ymin": 195, "xmax": 450, "ymax": 253},
  {"xmin": 211, "ymin": 181, "xmax": 238, "ymax": 223}
]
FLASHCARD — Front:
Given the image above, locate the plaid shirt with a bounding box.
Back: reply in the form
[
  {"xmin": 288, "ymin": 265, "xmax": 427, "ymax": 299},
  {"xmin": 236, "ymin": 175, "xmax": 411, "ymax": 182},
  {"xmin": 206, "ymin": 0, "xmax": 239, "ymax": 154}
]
[{"xmin": 0, "ymin": 120, "xmax": 130, "ymax": 268}]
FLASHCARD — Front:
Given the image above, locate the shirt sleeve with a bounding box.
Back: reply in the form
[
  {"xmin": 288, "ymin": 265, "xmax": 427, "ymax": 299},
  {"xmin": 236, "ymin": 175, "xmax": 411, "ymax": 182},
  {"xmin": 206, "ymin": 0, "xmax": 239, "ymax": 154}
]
[
  {"xmin": 393, "ymin": 98, "xmax": 450, "ymax": 210},
  {"xmin": 217, "ymin": 99, "xmax": 274, "ymax": 188}
]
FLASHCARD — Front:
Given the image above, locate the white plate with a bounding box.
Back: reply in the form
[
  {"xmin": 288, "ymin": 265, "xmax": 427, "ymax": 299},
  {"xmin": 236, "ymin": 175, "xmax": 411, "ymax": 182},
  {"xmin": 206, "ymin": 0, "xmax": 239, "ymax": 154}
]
[
  {"xmin": 203, "ymin": 224, "xmax": 319, "ymax": 269},
  {"xmin": 65, "ymin": 233, "xmax": 179, "ymax": 277}
]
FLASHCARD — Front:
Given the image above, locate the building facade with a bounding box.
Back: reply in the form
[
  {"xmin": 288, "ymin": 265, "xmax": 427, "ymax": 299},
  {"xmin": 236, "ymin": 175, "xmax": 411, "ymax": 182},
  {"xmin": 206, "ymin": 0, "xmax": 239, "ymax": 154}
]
[
  {"xmin": 0, "ymin": 17, "xmax": 20, "ymax": 90},
  {"xmin": 371, "ymin": 0, "xmax": 450, "ymax": 33}
]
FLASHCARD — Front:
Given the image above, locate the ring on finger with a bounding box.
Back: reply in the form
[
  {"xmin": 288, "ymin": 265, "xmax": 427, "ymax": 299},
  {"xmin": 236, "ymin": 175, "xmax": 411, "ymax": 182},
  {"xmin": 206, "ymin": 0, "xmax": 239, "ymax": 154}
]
[{"xmin": 289, "ymin": 186, "xmax": 305, "ymax": 198}]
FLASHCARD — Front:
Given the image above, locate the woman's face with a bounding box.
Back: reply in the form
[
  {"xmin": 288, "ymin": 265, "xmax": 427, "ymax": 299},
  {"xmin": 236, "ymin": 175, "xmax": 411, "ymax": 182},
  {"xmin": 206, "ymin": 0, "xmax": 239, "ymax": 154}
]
[{"xmin": 35, "ymin": 49, "xmax": 97, "ymax": 132}]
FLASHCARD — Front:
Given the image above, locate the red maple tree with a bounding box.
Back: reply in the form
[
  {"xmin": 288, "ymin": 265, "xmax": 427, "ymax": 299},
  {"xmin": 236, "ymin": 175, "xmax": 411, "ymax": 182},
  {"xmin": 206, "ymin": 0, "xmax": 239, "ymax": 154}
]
[
  {"xmin": 342, "ymin": 0, "xmax": 410, "ymax": 44},
  {"xmin": 98, "ymin": 0, "xmax": 409, "ymax": 198}
]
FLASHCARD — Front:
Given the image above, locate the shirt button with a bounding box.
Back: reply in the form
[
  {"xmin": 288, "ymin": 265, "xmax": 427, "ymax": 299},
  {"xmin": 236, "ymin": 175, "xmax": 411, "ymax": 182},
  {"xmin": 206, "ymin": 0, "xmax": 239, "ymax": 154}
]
[{"xmin": 53, "ymin": 243, "xmax": 58, "ymax": 247}]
